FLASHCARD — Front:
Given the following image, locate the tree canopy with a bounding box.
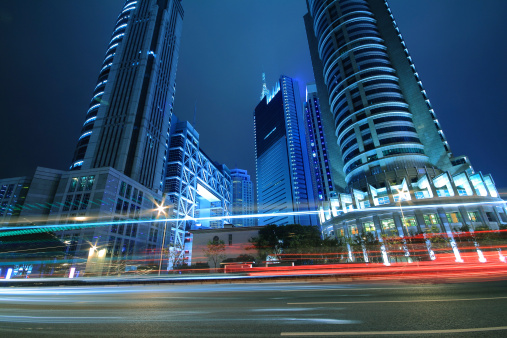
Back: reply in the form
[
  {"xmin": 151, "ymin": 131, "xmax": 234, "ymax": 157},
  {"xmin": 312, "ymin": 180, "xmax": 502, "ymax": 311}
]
[{"xmin": 249, "ymin": 224, "xmax": 342, "ymax": 263}]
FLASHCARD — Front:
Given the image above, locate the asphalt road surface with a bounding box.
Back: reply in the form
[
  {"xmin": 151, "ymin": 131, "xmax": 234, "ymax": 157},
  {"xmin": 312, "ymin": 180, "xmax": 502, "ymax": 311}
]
[{"xmin": 1, "ymin": 280, "xmax": 506, "ymax": 337}]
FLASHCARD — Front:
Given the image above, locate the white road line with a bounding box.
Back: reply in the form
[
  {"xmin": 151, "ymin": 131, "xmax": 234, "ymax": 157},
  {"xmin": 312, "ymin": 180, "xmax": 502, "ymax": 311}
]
[
  {"xmin": 280, "ymin": 326, "xmax": 507, "ymax": 336},
  {"xmin": 282, "ymin": 287, "xmax": 432, "ymax": 293},
  {"xmin": 288, "ymin": 296, "xmax": 507, "ymax": 305}
]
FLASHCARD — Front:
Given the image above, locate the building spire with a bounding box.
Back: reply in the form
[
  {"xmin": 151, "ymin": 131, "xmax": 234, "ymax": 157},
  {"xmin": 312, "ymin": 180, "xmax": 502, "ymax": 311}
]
[
  {"xmin": 193, "ymin": 101, "xmax": 197, "ymax": 128},
  {"xmin": 261, "ymin": 73, "xmax": 270, "ymax": 101}
]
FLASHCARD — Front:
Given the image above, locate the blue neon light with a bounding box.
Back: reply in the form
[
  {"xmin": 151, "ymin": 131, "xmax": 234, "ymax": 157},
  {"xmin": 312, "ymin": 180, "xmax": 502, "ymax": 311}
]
[
  {"xmin": 87, "ymin": 103, "xmax": 100, "ymax": 114},
  {"xmin": 92, "ymin": 91, "xmax": 104, "ymax": 99},
  {"xmin": 83, "ymin": 117, "xmax": 97, "ymax": 125},
  {"xmin": 72, "ymin": 161, "xmax": 84, "ymax": 168},
  {"xmin": 79, "ymin": 131, "xmax": 92, "ymax": 140},
  {"xmin": 106, "ymin": 43, "xmax": 119, "ymax": 54}
]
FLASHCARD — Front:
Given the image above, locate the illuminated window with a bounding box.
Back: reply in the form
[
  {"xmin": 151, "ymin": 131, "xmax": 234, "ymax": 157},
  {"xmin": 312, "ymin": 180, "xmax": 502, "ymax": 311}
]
[
  {"xmin": 468, "ymin": 211, "xmax": 480, "ymax": 222},
  {"xmin": 377, "ymin": 196, "xmax": 390, "ymax": 205},
  {"xmin": 86, "ymin": 176, "xmax": 95, "ymax": 191},
  {"xmin": 446, "ymin": 212, "xmax": 461, "ymax": 224},
  {"xmin": 119, "ymin": 182, "xmax": 127, "ymax": 197},
  {"xmin": 363, "ymin": 221, "xmax": 375, "ymax": 232},
  {"xmin": 77, "ymin": 177, "xmax": 87, "ymax": 192},
  {"xmin": 69, "ymin": 177, "xmax": 79, "ymax": 192},
  {"xmin": 423, "ymin": 214, "xmax": 439, "ymax": 226},
  {"xmin": 403, "ymin": 217, "xmax": 417, "ymax": 228},
  {"xmin": 349, "ymin": 225, "xmax": 359, "ymax": 235},
  {"xmin": 381, "ymin": 219, "xmax": 396, "ymax": 231}
]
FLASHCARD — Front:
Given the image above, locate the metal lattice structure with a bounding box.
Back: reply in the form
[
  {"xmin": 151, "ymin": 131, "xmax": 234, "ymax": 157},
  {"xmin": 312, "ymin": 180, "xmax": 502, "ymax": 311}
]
[{"xmin": 164, "ymin": 119, "xmax": 232, "ymax": 266}]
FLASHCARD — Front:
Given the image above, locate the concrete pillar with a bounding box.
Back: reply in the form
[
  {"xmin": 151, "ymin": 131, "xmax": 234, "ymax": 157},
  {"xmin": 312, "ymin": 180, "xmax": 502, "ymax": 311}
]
[
  {"xmin": 426, "ymin": 174, "xmax": 439, "ymax": 198},
  {"xmin": 356, "ymin": 218, "xmax": 364, "ymax": 234},
  {"xmin": 478, "ymin": 206, "xmax": 492, "ymax": 229},
  {"xmin": 332, "ymin": 224, "xmax": 341, "ymax": 239},
  {"xmin": 392, "ymin": 212, "xmax": 406, "ymax": 237},
  {"xmin": 373, "ymin": 215, "xmax": 383, "ymax": 236},
  {"xmin": 447, "ymin": 172, "xmax": 460, "ymax": 197},
  {"xmin": 414, "ymin": 210, "xmax": 426, "ymax": 233},
  {"xmin": 437, "ymin": 207, "xmax": 463, "ymax": 263},
  {"xmin": 492, "ymin": 206, "xmax": 504, "ymax": 228},
  {"xmin": 385, "ymin": 180, "xmax": 393, "ymax": 201},
  {"xmin": 405, "ymin": 176, "xmax": 417, "ymax": 201},
  {"xmin": 458, "ymin": 206, "xmax": 471, "ymax": 230}
]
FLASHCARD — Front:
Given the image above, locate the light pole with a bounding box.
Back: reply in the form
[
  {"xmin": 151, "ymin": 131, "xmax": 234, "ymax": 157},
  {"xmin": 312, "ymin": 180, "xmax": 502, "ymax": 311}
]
[
  {"xmin": 395, "ymin": 188, "xmax": 412, "ymax": 260},
  {"xmin": 156, "ymin": 197, "xmax": 170, "ymax": 276},
  {"xmin": 395, "ymin": 188, "xmax": 409, "ymax": 234}
]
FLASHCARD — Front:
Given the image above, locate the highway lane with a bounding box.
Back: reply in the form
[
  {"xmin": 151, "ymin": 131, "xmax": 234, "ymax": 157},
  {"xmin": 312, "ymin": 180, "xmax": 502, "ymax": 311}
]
[{"xmin": 0, "ymin": 281, "xmax": 506, "ymax": 337}]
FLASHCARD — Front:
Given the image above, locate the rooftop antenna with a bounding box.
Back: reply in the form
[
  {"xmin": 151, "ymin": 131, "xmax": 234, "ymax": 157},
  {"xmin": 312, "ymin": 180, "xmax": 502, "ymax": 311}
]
[{"xmin": 261, "ymin": 73, "xmax": 270, "ymax": 101}]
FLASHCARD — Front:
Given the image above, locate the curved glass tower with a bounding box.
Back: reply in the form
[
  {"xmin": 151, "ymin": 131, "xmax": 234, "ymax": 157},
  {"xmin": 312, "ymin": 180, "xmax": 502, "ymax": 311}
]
[
  {"xmin": 306, "ymin": 0, "xmax": 464, "ymax": 186},
  {"xmin": 306, "ymin": 0, "xmax": 507, "ymax": 262},
  {"xmin": 71, "ymin": 0, "xmax": 184, "ymax": 191},
  {"xmin": 71, "ymin": 0, "xmax": 138, "ymax": 170}
]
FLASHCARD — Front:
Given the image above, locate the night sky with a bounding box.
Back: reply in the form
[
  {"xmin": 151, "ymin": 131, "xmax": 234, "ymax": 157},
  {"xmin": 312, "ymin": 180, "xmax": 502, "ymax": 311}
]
[{"xmin": 0, "ymin": 0, "xmax": 506, "ymax": 192}]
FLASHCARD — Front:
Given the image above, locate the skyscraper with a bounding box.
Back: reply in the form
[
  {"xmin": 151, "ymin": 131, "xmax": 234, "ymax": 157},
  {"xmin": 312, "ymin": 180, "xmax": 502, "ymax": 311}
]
[
  {"xmin": 305, "ymin": 0, "xmax": 467, "ymax": 187},
  {"xmin": 230, "ymin": 168, "xmax": 254, "ymax": 227},
  {"xmin": 254, "ymin": 75, "xmax": 317, "ymax": 226},
  {"xmin": 305, "ymin": 0, "xmax": 507, "ymax": 257},
  {"xmin": 304, "ymin": 83, "xmax": 334, "ymax": 202},
  {"xmin": 71, "ymin": 0, "xmax": 184, "ymax": 192},
  {"xmin": 165, "ymin": 116, "xmax": 232, "ymax": 231}
]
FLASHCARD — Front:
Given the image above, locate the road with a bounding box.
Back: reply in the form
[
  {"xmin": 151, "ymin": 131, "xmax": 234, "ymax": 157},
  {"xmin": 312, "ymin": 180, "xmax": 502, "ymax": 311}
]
[{"xmin": 0, "ymin": 281, "xmax": 506, "ymax": 337}]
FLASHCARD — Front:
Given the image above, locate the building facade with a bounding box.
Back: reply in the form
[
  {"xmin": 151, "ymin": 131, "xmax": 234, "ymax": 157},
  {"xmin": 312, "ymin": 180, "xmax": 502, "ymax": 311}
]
[
  {"xmin": 230, "ymin": 169, "xmax": 254, "ymax": 227},
  {"xmin": 304, "ymin": 0, "xmax": 507, "ymax": 262},
  {"xmin": 304, "ymin": 83, "xmax": 335, "ymax": 203},
  {"xmin": 254, "ymin": 75, "xmax": 317, "ymax": 226},
  {"xmin": 71, "ymin": 0, "xmax": 184, "ymax": 192},
  {"xmin": 0, "ymin": 0, "xmax": 233, "ymax": 275},
  {"xmin": 190, "ymin": 225, "xmax": 263, "ymax": 268},
  {"xmin": 0, "ymin": 166, "xmax": 172, "ymax": 276},
  {"xmin": 165, "ymin": 117, "xmax": 232, "ymax": 231},
  {"xmin": 0, "ymin": 176, "xmax": 31, "ymax": 225}
]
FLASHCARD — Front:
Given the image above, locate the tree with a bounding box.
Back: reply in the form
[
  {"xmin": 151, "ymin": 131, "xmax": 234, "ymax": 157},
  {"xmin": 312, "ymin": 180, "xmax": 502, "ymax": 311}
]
[
  {"xmin": 167, "ymin": 241, "xmax": 185, "ymax": 270},
  {"xmin": 249, "ymin": 224, "xmax": 342, "ymax": 265},
  {"xmin": 203, "ymin": 238, "xmax": 226, "ymax": 270}
]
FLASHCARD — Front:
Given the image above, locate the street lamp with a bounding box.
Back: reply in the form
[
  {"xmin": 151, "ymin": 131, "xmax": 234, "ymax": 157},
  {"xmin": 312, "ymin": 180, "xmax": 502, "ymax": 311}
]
[
  {"xmin": 155, "ymin": 198, "xmax": 170, "ymax": 276},
  {"xmin": 395, "ymin": 187, "xmax": 413, "ymax": 260},
  {"xmin": 395, "ymin": 188, "xmax": 409, "ymax": 233}
]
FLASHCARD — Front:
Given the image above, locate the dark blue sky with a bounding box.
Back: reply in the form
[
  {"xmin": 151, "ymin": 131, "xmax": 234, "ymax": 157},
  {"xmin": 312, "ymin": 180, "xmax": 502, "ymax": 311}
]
[{"xmin": 0, "ymin": 0, "xmax": 506, "ymax": 191}]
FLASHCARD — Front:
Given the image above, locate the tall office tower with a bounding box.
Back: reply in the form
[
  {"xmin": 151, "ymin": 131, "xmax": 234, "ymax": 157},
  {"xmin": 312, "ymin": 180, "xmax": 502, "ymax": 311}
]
[
  {"xmin": 165, "ymin": 116, "xmax": 232, "ymax": 231},
  {"xmin": 304, "ymin": 83, "xmax": 334, "ymax": 202},
  {"xmin": 254, "ymin": 75, "xmax": 317, "ymax": 226},
  {"xmin": 305, "ymin": 0, "xmax": 468, "ymax": 187},
  {"xmin": 230, "ymin": 169, "xmax": 254, "ymax": 227},
  {"xmin": 70, "ymin": 0, "xmax": 184, "ymax": 192},
  {"xmin": 305, "ymin": 0, "xmax": 507, "ymax": 254}
]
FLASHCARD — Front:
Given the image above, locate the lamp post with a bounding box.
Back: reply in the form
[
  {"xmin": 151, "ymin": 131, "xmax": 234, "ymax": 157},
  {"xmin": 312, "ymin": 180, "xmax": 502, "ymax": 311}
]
[
  {"xmin": 395, "ymin": 188, "xmax": 412, "ymax": 260},
  {"xmin": 395, "ymin": 188, "xmax": 409, "ymax": 234},
  {"xmin": 156, "ymin": 197, "xmax": 170, "ymax": 276}
]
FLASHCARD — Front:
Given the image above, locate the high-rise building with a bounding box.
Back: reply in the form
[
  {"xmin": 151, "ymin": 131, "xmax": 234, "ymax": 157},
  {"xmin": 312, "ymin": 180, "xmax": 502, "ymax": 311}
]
[
  {"xmin": 165, "ymin": 116, "xmax": 232, "ymax": 231},
  {"xmin": 304, "ymin": 0, "xmax": 507, "ymax": 259},
  {"xmin": 230, "ymin": 168, "xmax": 254, "ymax": 227},
  {"xmin": 304, "ymin": 83, "xmax": 334, "ymax": 203},
  {"xmin": 254, "ymin": 75, "xmax": 317, "ymax": 226},
  {"xmin": 306, "ymin": 0, "xmax": 467, "ymax": 186},
  {"xmin": 71, "ymin": 0, "xmax": 184, "ymax": 192}
]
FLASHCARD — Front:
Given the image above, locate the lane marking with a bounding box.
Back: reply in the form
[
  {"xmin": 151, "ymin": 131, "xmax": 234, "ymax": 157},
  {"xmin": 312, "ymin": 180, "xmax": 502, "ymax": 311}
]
[
  {"xmin": 282, "ymin": 287, "xmax": 432, "ymax": 293},
  {"xmin": 288, "ymin": 296, "xmax": 507, "ymax": 305},
  {"xmin": 280, "ymin": 326, "xmax": 507, "ymax": 336}
]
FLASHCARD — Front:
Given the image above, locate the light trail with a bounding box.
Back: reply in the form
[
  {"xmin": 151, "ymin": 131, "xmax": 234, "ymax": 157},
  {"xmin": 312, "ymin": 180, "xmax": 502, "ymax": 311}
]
[{"xmin": 1, "ymin": 200, "xmax": 505, "ymax": 237}]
